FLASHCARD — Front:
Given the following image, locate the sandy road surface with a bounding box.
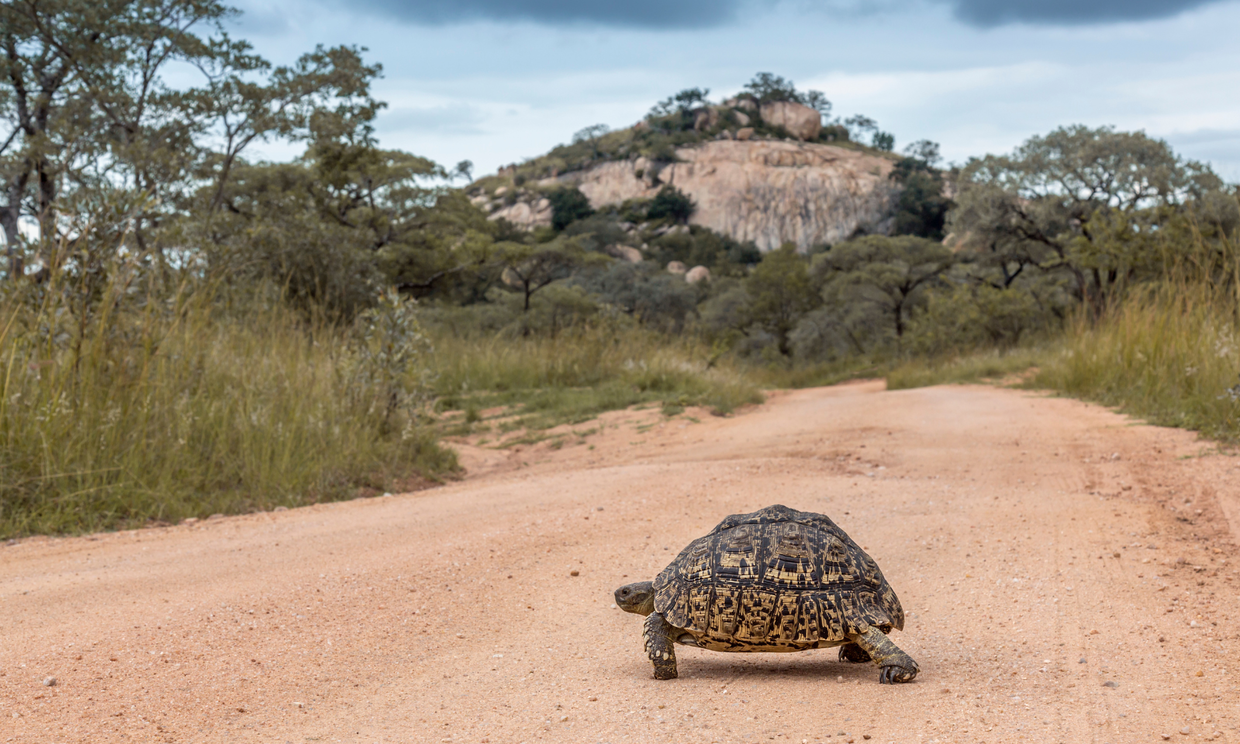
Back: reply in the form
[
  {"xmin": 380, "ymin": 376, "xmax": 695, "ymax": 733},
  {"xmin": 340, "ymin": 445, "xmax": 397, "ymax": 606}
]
[{"xmin": 2, "ymin": 382, "xmax": 1239, "ymax": 744}]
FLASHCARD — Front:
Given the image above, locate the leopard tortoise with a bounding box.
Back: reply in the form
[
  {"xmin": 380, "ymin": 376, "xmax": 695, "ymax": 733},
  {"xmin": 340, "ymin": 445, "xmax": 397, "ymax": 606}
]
[{"xmin": 614, "ymin": 504, "xmax": 918, "ymax": 684}]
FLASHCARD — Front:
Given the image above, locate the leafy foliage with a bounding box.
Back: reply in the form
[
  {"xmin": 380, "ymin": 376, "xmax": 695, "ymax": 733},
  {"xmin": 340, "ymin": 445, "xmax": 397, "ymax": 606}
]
[
  {"xmin": 575, "ymin": 262, "xmax": 698, "ymax": 332},
  {"xmin": 889, "ymin": 153, "xmax": 953, "ymax": 240},
  {"xmin": 650, "ymin": 88, "xmax": 711, "ymax": 117},
  {"xmin": 906, "ymin": 283, "xmax": 1049, "ymax": 354},
  {"xmin": 351, "ymin": 289, "xmax": 436, "ymax": 434},
  {"xmin": 548, "ymin": 186, "xmax": 595, "ymax": 231},
  {"xmin": 643, "ymin": 225, "xmax": 761, "ymax": 278},
  {"xmin": 949, "ymin": 124, "xmax": 1224, "ymax": 316},
  {"xmin": 814, "ymin": 235, "xmax": 955, "ymax": 341},
  {"xmin": 646, "ymin": 186, "xmax": 696, "ymax": 224}
]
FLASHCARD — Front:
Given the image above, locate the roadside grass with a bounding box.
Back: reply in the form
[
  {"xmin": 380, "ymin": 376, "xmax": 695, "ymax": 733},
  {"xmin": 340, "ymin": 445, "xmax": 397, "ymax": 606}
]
[
  {"xmin": 744, "ymin": 359, "xmax": 886, "ymax": 390},
  {"xmin": 886, "ymin": 347, "xmax": 1047, "ymax": 390},
  {"xmin": 429, "ymin": 328, "xmax": 764, "ymax": 437},
  {"xmin": 1031, "ymin": 284, "xmax": 1240, "ymax": 444},
  {"xmin": 882, "ymin": 281, "xmax": 1240, "ymax": 446},
  {"xmin": 0, "ymin": 288, "xmax": 456, "ymax": 539},
  {"xmin": 14, "ymin": 265, "xmax": 1237, "ymax": 539}
]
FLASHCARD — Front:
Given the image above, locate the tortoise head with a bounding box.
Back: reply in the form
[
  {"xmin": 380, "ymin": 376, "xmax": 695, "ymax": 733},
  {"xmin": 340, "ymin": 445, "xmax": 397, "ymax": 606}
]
[{"xmin": 613, "ymin": 581, "xmax": 656, "ymax": 615}]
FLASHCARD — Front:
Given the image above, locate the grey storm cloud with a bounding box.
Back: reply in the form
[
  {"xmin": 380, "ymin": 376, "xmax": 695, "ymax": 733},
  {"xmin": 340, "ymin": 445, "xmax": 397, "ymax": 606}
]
[
  {"xmin": 945, "ymin": 0, "xmax": 1229, "ymax": 26},
  {"xmin": 332, "ymin": 0, "xmax": 750, "ymax": 28},
  {"xmin": 324, "ymin": 0, "xmax": 1234, "ymax": 28}
]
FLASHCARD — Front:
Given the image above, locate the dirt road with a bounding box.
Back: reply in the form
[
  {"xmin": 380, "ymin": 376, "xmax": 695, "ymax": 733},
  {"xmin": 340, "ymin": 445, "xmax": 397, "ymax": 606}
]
[{"xmin": 2, "ymin": 382, "xmax": 1238, "ymax": 743}]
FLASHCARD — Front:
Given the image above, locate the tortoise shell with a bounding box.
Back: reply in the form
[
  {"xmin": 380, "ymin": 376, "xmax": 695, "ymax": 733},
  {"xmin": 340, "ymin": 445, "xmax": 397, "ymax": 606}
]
[{"xmin": 652, "ymin": 504, "xmax": 904, "ymax": 651}]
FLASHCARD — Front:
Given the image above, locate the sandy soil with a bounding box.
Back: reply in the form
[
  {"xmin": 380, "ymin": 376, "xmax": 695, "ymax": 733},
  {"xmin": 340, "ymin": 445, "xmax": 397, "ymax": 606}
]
[{"xmin": 2, "ymin": 381, "xmax": 1239, "ymax": 744}]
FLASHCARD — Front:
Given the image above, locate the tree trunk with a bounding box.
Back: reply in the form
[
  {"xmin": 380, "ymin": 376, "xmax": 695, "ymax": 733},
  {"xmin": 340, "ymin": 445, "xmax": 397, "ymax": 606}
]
[{"xmin": 2, "ymin": 174, "xmax": 27, "ymax": 280}]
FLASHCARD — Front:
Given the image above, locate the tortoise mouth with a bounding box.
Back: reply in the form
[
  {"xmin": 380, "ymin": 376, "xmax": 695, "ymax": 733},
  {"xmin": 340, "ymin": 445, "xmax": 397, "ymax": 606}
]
[{"xmin": 613, "ymin": 581, "xmax": 656, "ymax": 615}]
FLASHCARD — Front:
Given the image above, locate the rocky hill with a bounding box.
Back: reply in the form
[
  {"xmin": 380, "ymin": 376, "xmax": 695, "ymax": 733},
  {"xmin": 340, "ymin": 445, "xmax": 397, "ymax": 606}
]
[
  {"xmin": 466, "ymin": 98, "xmax": 902, "ymax": 252},
  {"xmin": 469, "ymin": 100, "xmax": 901, "ymax": 252}
]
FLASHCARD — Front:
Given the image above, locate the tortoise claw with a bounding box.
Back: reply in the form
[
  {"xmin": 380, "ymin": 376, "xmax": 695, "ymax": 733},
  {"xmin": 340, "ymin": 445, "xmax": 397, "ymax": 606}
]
[{"xmin": 879, "ymin": 663, "xmax": 918, "ymax": 684}]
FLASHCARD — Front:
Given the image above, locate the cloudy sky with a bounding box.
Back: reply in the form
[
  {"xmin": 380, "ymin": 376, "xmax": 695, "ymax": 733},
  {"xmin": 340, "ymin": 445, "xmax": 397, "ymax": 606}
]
[{"xmin": 230, "ymin": 0, "xmax": 1240, "ymax": 181}]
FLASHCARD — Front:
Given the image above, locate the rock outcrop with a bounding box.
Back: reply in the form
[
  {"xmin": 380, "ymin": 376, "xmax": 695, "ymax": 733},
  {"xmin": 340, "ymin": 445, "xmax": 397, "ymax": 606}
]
[
  {"xmin": 604, "ymin": 244, "xmax": 643, "ymax": 263},
  {"xmin": 758, "ymin": 101, "xmax": 821, "ymax": 141},
  {"xmin": 487, "ymin": 197, "xmax": 551, "ymax": 228},
  {"xmin": 684, "ymin": 265, "xmax": 711, "ymax": 284},
  {"xmin": 489, "ymin": 140, "xmax": 896, "ymax": 251}
]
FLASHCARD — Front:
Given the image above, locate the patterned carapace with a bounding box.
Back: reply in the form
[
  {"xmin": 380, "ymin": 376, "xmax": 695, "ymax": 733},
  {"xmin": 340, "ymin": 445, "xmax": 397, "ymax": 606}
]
[{"xmin": 652, "ymin": 504, "xmax": 904, "ymax": 651}]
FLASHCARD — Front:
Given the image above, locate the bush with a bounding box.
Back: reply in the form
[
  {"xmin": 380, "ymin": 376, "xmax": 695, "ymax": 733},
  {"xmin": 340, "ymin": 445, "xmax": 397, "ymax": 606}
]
[
  {"xmin": 548, "ymin": 187, "xmax": 595, "ymax": 231},
  {"xmin": 562, "ymin": 213, "xmax": 632, "ymax": 250},
  {"xmin": 646, "ymin": 186, "xmax": 696, "ymax": 223},
  {"xmin": 906, "ymin": 284, "xmax": 1050, "ymax": 355},
  {"xmin": 575, "ymin": 262, "xmax": 697, "ymax": 332},
  {"xmin": 889, "ymin": 158, "xmax": 952, "ymax": 240},
  {"xmin": 646, "ymin": 225, "xmax": 760, "ymax": 277}
]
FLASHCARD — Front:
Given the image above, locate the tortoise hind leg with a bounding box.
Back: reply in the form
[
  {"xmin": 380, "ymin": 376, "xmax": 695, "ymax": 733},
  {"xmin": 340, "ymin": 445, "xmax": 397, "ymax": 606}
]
[
  {"xmin": 643, "ymin": 613, "xmax": 678, "ymax": 680},
  {"xmin": 838, "ymin": 643, "xmax": 871, "ymax": 663},
  {"xmin": 847, "ymin": 624, "xmax": 919, "ymax": 684}
]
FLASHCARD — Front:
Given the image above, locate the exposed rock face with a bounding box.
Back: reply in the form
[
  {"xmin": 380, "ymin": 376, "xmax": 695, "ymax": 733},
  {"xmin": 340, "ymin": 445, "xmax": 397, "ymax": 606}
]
[
  {"xmin": 483, "ymin": 140, "xmax": 898, "ymax": 251},
  {"xmin": 605, "ymin": 244, "xmax": 643, "ymax": 263},
  {"xmin": 735, "ymin": 127, "xmax": 754, "ymax": 141},
  {"xmin": 759, "ymin": 101, "xmax": 820, "ymax": 141},
  {"xmin": 693, "ymin": 108, "xmax": 719, "ymax": 131},
  {"xmin": 684, "ymin": 265, "xmax": 711, "ymax": 284},
  {"xmin": 525, "ymin": 141, "xmax": 897, "ymax": 251},
  {"xmin": 666, "ymin": 261, "xmax": 687, "ymax": 275},
  {"xmin": 489, "ymin": 197, "xmax": 552, "ymax": 229},
  {"xmin": 724, "ymin": 97, "xmax": 757, "ymax": 112}
]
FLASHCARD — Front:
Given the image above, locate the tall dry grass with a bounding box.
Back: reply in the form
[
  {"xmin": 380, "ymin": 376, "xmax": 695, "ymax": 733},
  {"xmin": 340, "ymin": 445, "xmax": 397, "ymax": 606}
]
[
  {"xmin": 0, "ymin": 277, "xmax": 454, "ymax": 538},
  {"xmin": 1033, "ymin": 283, "xmax": 1240, "ymax": 442}
]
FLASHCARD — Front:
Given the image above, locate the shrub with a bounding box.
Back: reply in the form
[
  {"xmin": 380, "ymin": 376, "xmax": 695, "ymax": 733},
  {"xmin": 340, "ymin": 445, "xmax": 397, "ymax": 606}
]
[
  {"xmin": 646, "ymin": 186, "xmax": 696, "ymax": 223},
  {"xmin": 906, "ymin": 284, "xmax": 1050, "ymax": 355},
  {"xmin": 548, "ymin": 187, "xmax": 595, "ymax": 231},
  {"xmin": 574, "ymin": 262, "xmax": 697, "ymax": 332}
]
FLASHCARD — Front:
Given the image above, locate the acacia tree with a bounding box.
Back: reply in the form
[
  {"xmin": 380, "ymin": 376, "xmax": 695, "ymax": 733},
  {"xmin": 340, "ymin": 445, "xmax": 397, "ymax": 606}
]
[
  {"xmin": 571, "ymin": 123, "xmax": 610, "ymax": 160},
  {"xmin": 648, "ymin": 87, "xmax": 710, "ymax": 118},
  {"xmin": 0, "ymin": 0, "xmax": 385, "ymax": 285},
  {"xmin": 949, "ymin": 125, "xmax": 1223, "ymax": 315},
  {"xmin": 496, "ymin": 236, "xmax": 599, "ymax": 313},
  {"xmin": 745, "ymin": 243, "xmax": 819, "ymax": 356},
  {"xmin": 814, "ymin": 235, "xmax": 955, "ymax": 341}
]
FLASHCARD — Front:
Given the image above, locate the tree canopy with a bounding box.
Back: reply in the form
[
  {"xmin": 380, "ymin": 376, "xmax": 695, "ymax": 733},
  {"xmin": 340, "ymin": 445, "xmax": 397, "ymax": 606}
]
[{"xmin": 950, "ymin": 125, "xmax": 1225, "ymax": 314}]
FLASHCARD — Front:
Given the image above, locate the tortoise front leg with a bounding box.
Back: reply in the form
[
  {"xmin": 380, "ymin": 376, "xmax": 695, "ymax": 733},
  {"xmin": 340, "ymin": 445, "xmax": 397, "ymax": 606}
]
[
  {"xmin": 847, "ymin": 624, "xmax": 919, "ymax": 684},
  {"xmin": 643, "ymin": 612, "xmax": 678, "ymax": 680}
]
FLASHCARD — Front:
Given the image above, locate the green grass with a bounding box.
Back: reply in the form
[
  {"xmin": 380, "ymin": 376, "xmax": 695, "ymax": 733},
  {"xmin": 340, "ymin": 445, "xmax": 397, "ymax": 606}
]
[
  {"xmin": 0, "ymin": 287, "xmax": 456, "ymax": 538},
  {"xmin": 744, "ymin": 359, "xmax": 887, "ymax": 390},
  {"xmin": 429, "ymin": 328, "xmax": 764, "ymax": 431},
  {"xmin": 1032, "ymin": 284, "xmax": 1240, "ymax": 443},
  {"xmin": 885, "ymin": 347, "xmax": 1047, "ymax": 390},
  {"xmin": 881, "ymin": 280, "xmax": 1240, "ymax": 446}
]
